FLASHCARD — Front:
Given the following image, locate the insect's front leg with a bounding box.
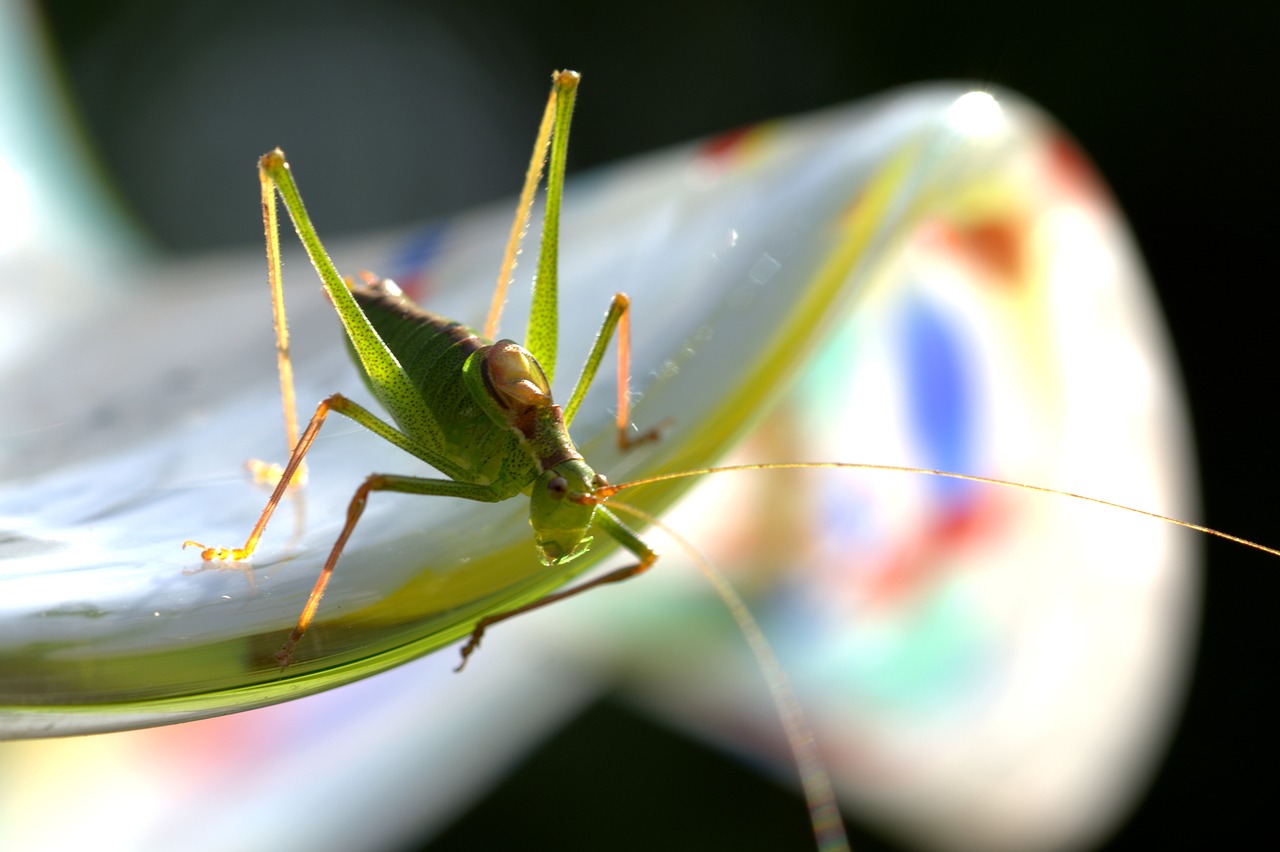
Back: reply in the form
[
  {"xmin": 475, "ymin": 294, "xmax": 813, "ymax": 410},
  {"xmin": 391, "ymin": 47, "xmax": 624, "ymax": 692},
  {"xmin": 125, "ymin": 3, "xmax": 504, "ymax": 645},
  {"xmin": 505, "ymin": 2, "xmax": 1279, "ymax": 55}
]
[{"xmin": 455, "ymin": 506, "xmax": 656, "ymax": 671}]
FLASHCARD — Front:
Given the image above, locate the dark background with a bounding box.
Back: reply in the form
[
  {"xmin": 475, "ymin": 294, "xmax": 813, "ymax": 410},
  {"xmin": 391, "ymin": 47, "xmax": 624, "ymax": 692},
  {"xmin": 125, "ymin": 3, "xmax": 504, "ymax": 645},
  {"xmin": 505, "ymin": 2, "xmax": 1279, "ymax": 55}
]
[{"xmin": 36, "ymin": 1, "xmax": 1279, "ymax": 849}]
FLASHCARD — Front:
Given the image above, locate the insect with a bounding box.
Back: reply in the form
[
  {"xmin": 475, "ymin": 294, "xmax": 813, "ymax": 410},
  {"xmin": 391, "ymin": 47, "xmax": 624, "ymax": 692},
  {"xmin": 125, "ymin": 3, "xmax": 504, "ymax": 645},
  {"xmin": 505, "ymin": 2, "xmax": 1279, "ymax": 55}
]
[{"xmin": 181, "ymin": 69, "xmax": 852, "ymax": 849}]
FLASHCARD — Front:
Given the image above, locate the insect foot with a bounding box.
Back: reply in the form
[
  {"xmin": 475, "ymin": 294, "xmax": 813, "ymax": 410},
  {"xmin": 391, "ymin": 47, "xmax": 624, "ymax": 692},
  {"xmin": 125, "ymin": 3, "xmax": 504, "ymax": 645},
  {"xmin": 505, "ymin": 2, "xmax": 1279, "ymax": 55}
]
[
  {"xmin": 274, "ymin": 634, "xmax": 300, "ymax": 670},
  {"xmin": 180, "ymin": 540, "xmax": 251, "ymax": 562}
]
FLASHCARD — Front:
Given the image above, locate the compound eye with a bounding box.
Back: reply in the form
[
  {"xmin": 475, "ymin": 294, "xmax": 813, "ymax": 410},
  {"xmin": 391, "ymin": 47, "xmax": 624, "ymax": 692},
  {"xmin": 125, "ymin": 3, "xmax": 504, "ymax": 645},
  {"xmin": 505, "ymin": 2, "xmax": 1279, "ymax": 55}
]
[
  {"xmin": 591, "ymin": 474, "xmax": 609, "ymax": 490},
  {"xmin": 547, "ymin": 476, "xmax": 568, "ymax": 499}
]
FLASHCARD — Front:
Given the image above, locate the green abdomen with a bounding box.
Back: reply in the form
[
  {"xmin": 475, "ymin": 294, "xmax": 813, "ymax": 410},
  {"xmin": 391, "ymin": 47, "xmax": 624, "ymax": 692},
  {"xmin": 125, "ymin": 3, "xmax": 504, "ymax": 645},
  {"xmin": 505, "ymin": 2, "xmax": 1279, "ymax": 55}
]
[{"xmin": 349, "ymin": 280, "xmax": 537, "ymax": 489}]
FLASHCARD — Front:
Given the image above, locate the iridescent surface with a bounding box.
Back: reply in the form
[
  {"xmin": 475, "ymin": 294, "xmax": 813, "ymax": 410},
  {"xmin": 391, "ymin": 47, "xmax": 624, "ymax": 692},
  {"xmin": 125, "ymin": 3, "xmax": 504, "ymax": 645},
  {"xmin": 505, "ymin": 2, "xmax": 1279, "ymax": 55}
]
[{"xmin": 0, "ymin": 83, "xmax": 1017, "ymax": 733}]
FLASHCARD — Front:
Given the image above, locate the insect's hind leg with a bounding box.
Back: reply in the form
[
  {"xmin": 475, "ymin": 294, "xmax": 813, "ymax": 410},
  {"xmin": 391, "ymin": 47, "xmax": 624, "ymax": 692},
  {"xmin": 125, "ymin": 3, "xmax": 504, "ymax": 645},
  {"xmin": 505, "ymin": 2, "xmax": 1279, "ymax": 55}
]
[
  {"xmin": 184, "ymin": 391, "xmax": 460, "ymax": 562},
  {"xmin": 561, "ymin": 293, "xmax": 664, "ymax": 450},
  {"xmin": 244, "ymin": 147, "xmax": 309, "ymax": 490},
  {"xmin": 483, "ymin": 73, "xmax": 562, "ymax": 341},
  {"xmin": 184, "ymin": 393, "xmax": 349, "ymax": 563}
]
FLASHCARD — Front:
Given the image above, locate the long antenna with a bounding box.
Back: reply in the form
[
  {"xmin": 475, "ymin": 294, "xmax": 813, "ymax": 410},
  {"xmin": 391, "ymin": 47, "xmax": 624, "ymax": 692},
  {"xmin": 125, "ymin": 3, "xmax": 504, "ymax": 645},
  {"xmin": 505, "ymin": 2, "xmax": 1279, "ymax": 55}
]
[
  {"xmin": 607, "ymin": 499, "xmax": 851, "ymax": 852},
  {"xmin": 599, "ymin": 462, "xmax": 1280, "ymax": 558}
]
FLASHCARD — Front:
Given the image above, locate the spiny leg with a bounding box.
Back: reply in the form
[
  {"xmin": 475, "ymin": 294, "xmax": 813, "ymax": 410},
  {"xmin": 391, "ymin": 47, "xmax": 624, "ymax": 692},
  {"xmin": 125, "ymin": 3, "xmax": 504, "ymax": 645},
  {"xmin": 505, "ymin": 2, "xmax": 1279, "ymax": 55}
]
[
  {"xmin": 562, "ymin": 293, "xmax": 663, "ymax": 450},
  {"xmin": 277, "ymin": 471, "xmax": 507, "ymax": 668},
  {"xmin": 259, "ymin": 150, "xmax": 434, "ymax": 439},
  {"xmin": 611, "ymin": 292, "xmax": 663, "ymax": 449},
  {"xmin": 184, "ymin": 394, "xmax": 344, "ymax": 562},
  {"xmin": 483, "ymin": 73, "xmax": 561, "ymax": 340},
  {"xmin": 185, "ymin": 392, "xmax": 449, "ymax": 561},
  {"xmin": 246, "ymin": 148, "xmax": 308, "ymax": 489},
  {"xmin": 456, "ymin": 505, "xmax": 655, "ymax": 671},
  {"xmin": 522, "ymin": 70, "xmax": 580, "ymax": 387}
]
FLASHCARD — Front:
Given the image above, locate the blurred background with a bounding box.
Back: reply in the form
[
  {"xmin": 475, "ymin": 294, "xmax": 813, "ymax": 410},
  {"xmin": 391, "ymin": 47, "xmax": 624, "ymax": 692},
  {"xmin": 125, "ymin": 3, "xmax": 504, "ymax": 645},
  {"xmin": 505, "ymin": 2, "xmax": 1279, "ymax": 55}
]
[{"xmin": 8, "ymin": 0, "xmax": 1279, "ymax": 848}]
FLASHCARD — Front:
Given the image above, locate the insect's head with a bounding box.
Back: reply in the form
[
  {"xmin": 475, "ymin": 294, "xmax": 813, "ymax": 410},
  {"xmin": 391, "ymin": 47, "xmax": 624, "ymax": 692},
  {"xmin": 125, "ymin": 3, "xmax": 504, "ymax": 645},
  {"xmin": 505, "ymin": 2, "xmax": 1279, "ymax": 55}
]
[{"xmin": 528, "ymin": 459, "xmax": 602, "ymax": 566}]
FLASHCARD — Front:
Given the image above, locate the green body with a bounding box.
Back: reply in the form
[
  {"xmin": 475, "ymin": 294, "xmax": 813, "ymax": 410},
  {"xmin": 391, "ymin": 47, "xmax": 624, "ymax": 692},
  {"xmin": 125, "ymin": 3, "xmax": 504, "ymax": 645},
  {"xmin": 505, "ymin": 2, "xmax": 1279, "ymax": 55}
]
[
  {"xmin": 346, "ymin": 277, "xmax": 599, "ymax": 564},
  {"xmin": 181, "ymin": 70, "xmax": 657, "ymax": 673}
]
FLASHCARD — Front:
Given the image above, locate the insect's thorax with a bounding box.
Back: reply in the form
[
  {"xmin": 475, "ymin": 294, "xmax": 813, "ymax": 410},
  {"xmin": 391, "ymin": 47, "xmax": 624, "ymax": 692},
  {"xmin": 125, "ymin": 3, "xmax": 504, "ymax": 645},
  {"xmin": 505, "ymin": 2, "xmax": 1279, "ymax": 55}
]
[{"xmin": 464, "ymin": 332, "xmax": 599, "ymax": 566}]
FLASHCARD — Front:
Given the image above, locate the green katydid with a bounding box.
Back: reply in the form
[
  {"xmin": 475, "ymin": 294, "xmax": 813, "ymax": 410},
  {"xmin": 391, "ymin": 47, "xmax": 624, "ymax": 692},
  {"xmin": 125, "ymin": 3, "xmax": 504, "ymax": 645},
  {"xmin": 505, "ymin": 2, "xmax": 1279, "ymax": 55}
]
[
  {"xmin": 182, "ymin": 70, "xmax": 684, "ymax": 673},
  {"xmin": 181, "ymin": 69, "xmax": 851, "ymax": 850},
  {"xmin": 183, "ymin": 71, "xmax": 651, "ymax": 667}
]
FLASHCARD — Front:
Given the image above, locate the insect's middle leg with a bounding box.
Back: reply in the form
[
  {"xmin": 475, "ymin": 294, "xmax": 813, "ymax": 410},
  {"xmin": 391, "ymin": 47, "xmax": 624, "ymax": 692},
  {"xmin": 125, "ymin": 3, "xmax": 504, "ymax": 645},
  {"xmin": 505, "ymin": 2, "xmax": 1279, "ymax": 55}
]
[{"xmin": 276, "ymin": 471, "xmax": 509, "ymax": 669}]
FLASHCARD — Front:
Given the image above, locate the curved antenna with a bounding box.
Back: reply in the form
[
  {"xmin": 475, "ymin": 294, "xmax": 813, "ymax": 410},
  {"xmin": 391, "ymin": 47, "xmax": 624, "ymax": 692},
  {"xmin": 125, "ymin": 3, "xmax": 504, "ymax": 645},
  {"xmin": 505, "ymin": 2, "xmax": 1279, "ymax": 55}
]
[
  {"xmin": 606, "ymin": 498, "xmax": 851, "ymax": 852},
  {"xmin": 599, "ymin": 462, "xmax": 1280, "ymax": 558}
]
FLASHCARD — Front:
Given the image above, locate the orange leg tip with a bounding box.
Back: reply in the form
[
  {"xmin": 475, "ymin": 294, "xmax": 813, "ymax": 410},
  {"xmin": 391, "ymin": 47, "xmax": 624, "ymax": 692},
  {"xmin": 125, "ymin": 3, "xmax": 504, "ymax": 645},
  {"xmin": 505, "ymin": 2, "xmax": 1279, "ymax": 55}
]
[
  {"xmin": 616, "ymin": 424, "xmax": 665, "ymax": 452},
  {"xmin": 181, "ymin": 540, "xmax": 217, "ymax": 560},
  {"xmin": 274, "ymin": 644, "xmax": 294, "ymax": 671},
  {"xmin": 181, "ymin": 540, "xmax": 250, "ymax": 562}
]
